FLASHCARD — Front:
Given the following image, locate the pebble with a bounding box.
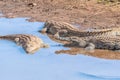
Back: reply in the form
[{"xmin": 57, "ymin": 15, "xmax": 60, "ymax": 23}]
[{"xmin": 28, "ymin": 3, "xmax": 37, "ymax": 7}]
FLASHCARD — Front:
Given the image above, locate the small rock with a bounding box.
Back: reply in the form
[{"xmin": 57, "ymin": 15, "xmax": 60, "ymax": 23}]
[{"xmin": 28, "ymin": 3, "xmax": 37, "ymax": 7}]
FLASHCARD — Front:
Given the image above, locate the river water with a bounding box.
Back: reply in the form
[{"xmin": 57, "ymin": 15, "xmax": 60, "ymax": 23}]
[{"xmin": 0, "ymin": 17, "xmax": 120, "ymax": 80}]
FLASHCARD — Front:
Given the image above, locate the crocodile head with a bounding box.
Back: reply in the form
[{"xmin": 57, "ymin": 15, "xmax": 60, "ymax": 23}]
[
  {"xmin": 39, "ymin": 20, "xmax": 59, "ymax": 34},
  {"xmin": 23, "ymin": 42, "xmax": 41, "ymax": 54},
  {"xmin": 23, "ymin": 41, "xmax": 49, "ymax": 54}
]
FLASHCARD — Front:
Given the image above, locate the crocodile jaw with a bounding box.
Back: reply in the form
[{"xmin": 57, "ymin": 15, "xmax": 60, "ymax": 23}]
[
  {"xmin": 39, "ymin": 27, "xmax": 47, "ymax": 33},
  {"xmin": 26, "ymin": 47, "xmax": 40, "ymax": 54}
]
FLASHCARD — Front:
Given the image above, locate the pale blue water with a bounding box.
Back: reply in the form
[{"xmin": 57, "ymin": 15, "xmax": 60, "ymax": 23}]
[{"xmin": 0, "ymin": 18, "xmax": 120, "ymax": 80}]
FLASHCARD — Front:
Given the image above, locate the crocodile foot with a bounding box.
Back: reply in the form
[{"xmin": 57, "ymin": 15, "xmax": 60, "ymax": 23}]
[
  {"xmin": 78, "ymin": 39, "xmax": 87, "ymax": 47},
  {"xmin": 69, "ymin": 36, "xmax": 87, "ymax": 47},
  {"xmin": 85, "ymin": 43, "xmax": 95, "ymax": 51},
  {"xmin": 114, "ymin": 43, "xmax": 120, "ymax": 50}
]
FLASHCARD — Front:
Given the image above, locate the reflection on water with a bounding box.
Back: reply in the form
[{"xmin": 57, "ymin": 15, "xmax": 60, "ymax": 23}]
[
  {"xmin": 0, "ymin": 17, "xmax": 120, "ymax": 80},
  {"xmin": 56, "ymin": 48, "xmax": 120, "ymax": 60},
  {"xmin": 0, "ymin": 13, "xmax": 3, "ymax": 17},
  {"xmin": 48, "ymin": 34, "xmax": 120, "ymax": 60}
]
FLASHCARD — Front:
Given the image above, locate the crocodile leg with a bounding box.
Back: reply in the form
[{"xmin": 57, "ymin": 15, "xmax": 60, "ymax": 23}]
[
  {"xmin": 41, "ymin": 43, "xmax": 49, "ymax": 48},
  {"xmin": 77, "ymin": 39, "xmax": 87, "ymax": 47},
  {"xmin": 68, "ymin": 36, "xmax": 87, "ymax": 47},
  {"xmin": 114, "ymin": 42, "xmax": 120, "ymax": 50},
  {"xmin": 54, "ymin": 29, "xmax": 68, "ymax": 39},
  {"xmin": 113, "ymin": 42, "xmax": 120, "ymax": 52},
  {"xmin": 85, "ymin": 43, "xmax": 95, "ymax": 50}
]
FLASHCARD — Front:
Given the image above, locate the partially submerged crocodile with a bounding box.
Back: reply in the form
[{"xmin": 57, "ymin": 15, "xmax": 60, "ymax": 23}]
[
  {"xmin": 58, "ymin": 36, "xmax": 120, "ymax": 51},
  {"xmin": 0, "ymin": 34, "xmax": 49, "ymax": 54},
  {"xmin": 40, "ymin": 20, "xmax": 120, "ymax": 38},
  {"xmin": 40, "ymin": 20, "xmax": 120, "ymax": 51}
]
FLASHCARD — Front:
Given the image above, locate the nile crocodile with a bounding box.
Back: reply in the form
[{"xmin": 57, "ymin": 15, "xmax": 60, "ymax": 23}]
[
  {"xmin": 40, "ymin": 20, "xmax": 120, "ymax": 51},
  {"xmin": 58, "ymin": 36, "xmax": 120, "ymax": 51},
  {"xmin": 39, "ymin": 20, "xmax": 120, "ymax": 38},
  {"xmin": 0, "ymin": 34, "xmax": 49, "ymax": 54}
]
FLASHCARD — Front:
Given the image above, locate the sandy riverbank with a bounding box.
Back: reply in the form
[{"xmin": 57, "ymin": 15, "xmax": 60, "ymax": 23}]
[{"xmin": 0, "ymin": 0, "xmax": 120, "ymax": 29}]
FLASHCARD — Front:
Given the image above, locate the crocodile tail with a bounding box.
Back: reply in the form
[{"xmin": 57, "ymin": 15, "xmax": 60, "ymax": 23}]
[
  {"xmin": 0, "ymin": 36, "xmax": 4, "ymax": 39},
  {"xmin": 0, "ymin": 36, "xmax": 10, "ymax": 40}
]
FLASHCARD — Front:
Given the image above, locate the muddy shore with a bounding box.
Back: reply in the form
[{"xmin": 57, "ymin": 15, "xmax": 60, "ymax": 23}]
[{"xmin": 0, "ymin": 0, "xmax": 120, "ymax": 29}]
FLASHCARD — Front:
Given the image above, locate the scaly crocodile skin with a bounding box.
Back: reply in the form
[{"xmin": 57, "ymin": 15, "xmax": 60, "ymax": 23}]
[
  {"xmin": 58, "ymin": 36, "xmax": 120, "ymax": 50},
  {"xmin": 0, "ymin": 34, "xmax": 49, "ymax": 53},
  {"xmin": 40, "ymin": 20, "xmax": 120, "ymax": 51},
  {"xmin": 40, "ymin": 20, "xmax": 120, "ymax": 37}
]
